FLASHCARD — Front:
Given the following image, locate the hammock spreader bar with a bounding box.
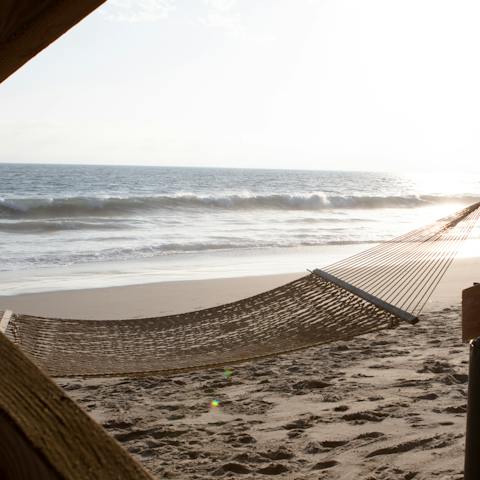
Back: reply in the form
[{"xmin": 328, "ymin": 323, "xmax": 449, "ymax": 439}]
[{"xmin": 312, "ymin": 269, "xmax": 419, "ymax": 324}]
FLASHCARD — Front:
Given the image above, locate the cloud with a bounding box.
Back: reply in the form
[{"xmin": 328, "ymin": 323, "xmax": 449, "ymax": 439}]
[
  {"xmin": 102, "ymin": 0, "xmax": 176, "ymax": 23},
  {"xmin": 101, "ymin": 0, "xmax": 274, "ymax": 43},
  {"xmin": 203, "ymin": 0, "xmax": 237, "ymax": 12},
  {"xmin": 199, "ymin": 9, "xmax": 243, "ymax": 36},
  {"xmin": 199, "ymin": 0, "xmax": 275, "ymax": 43}
]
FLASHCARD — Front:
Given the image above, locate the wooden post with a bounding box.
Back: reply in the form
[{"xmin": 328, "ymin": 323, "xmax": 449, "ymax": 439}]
[
  {"xmin": 463, "ymin": 284, "xmax": 480, "ymax": 341},
  {"xmin": 463, "ymin": 283, "xmax": 480, "ymax": 479},
  {"xmin": 0, "ymin": 331, "xmax": 156, "ymax": 480},
  {"xmin": 465, "ymin": 338, "xmax": 480, "ymax": 479}
]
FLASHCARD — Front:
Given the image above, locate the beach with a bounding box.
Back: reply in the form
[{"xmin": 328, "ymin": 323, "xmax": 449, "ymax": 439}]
[
  {"xmin": 1, "ymin": 256, "xmax": 478, "ymax": 479},
  {"xmin": 1, "ymin": 164, "xmax": 479, "ymax": 478},
  {"xmin": 2, "ymin": 3, "xmax": 480, "ymax": 476}
]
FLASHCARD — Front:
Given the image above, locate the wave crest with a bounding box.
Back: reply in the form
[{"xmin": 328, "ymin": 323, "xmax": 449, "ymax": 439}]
[{"xmin": 0, "ymin": 193, "xmax": 477, "ymax": 218}]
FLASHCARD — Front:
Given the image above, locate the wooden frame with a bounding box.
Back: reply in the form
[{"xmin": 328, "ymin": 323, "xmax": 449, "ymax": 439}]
[
  {"xmin": 0, "ymin": 331, "xmax": 155, "ymax": 480},
  {"xmin": 0, "ymin": 0, "xmax": 107, "ymax": 83},
  {"xmin": 462, "ymin": 283, "xmax": 480, "ymax": 342}
]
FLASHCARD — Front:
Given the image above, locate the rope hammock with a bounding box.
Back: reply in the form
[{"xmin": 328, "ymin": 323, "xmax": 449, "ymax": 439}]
[{"xmin": 2, "ymin": 201, "xmax": 480, "ymax": 377}]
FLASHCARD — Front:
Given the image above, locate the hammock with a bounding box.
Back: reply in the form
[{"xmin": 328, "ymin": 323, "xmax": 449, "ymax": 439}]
[{"xmin": 2, "ymin": 201, "xmax": 480, "ymax": 377}]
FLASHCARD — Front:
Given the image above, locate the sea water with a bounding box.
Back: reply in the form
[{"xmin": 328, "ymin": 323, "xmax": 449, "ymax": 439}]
[{"xmin": 0, "ymin": 163, "xmax": 479, "ymax": 294}]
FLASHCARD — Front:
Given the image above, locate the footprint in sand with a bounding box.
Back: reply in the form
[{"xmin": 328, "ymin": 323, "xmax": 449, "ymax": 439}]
[
  {"xmin": 257, "ymin": 463, "xmax": 289, "ymax": 475},
  {"xmin": 212, "ymin": 462, "xmax": 251, "ymax": 475},
  {"xmin": 311, "ymin": 460, "xmax": 338, "ymax": 470},
  {"xmin": 342, "ymin": 410, "xmax": 388, "ymax": 423},
  {"xmin": 415, "ymin": 393, "xmax": 438, "ymax": 401},
  {"xmin": 369, "ymin": 465, "xmax": 419, "ymax": 479},
  {"xmin": 366, "ymin": 437, "xmax": 434, "ymax": 457},
  {"xmin": 356, "ymin": 431, "xmax": 385, "ymax": 441},
  {"xmin": 443, "ymin": 405, "xmax": 467, "ymax": 414},
  {"xmin": 366, "ymin": 433, "xmax": 459, "ymax": 458},
  {"xmin": 291, "ymin": 379, "xmax": 330, "ymax": 395},
  {"xmin": 320, "ymin": 440, "xmax": 348, "ymax": 449},
  {"xmin": 303, "ymin": 441, "xmax": 323, "ymax": 454},
  {"xmin": 283, "ymin": 417, "xmax": 313, "ymax": 430},
  {"xmin": 230, "ymin": 452, "xmax": 268, "ymax": 464},
  {"xmin": 260, "ymin": 446, "xmax": 294, "ymax": 461},
  {"xmin": 102, "ymin": 419, "xmax": 134, "ymax": 430}
]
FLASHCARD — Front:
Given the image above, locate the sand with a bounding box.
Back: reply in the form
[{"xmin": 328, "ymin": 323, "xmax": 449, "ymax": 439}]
[
  {"xmin": 58, "ymin": 306, "xmax": 466, "ymax": 479},
  {"xmin": 1, "ymin": 257, "xmax": 479, "ymax": 479},
  {"xmin": 0, "ymin": 272, "xmax": 304, "ymax": 319}
]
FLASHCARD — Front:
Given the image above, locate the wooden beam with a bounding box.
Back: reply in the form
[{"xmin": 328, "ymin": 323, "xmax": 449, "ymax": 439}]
[
  {"xmin": 0, "ymin": 410, "xmax": 64, "ymax": 480},
  {"xmin": 0, "ymin": 332, "xmax": 156, "ymax": 480},
  {"xmin": 0, "ymin": 310, "xmax": 12, "ymax": 334},
  {"xmin": 463, "ymin": 283, "xmax": 480, "ymax": 342},
  {"xmin": 464, "ymin": 337, "xmax": 480, "ymax": 478},
  {"xmin": 0, "ymin": 0, "xmax": 107, "ymax": 84}
]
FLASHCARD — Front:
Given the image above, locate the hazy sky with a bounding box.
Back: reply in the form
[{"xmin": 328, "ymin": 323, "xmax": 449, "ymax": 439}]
[{"xmin": 1, "ymin": 0, "xmax": 480, "ymax": 172}]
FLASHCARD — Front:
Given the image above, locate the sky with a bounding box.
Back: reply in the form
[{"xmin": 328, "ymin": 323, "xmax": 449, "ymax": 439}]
[{"xmin": 1, "ymin": 0, "xmax": 480, "ymax": 172}]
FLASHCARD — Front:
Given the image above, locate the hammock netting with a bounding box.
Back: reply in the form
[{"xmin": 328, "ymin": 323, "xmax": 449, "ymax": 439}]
[{"xmin": 2, "ymin": 201, "xmax": 480, "ymax": 377}]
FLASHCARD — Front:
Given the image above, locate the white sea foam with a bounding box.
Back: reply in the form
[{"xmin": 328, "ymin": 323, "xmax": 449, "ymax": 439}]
[{"xmin": 0, "ymin": 193, "xmax": 477, "ymax": 219}]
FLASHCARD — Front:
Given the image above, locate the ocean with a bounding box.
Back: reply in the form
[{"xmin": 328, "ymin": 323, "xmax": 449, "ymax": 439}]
[{"xmin": 1, "ymin": 163, "xmax": 479, "ymax": 294}]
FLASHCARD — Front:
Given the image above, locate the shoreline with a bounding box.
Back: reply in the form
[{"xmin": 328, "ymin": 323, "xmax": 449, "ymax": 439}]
[
  {"xmin": 1, "ymin": 255, "xmax": 479, "ymax": 319},
  {"xmin": 0, "ymin": 243, "xmax": 370, "ymax": 296}
]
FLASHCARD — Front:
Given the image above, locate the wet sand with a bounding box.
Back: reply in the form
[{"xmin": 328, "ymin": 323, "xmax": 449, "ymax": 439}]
[{"xmin": 0, "ymin": 272, "xmax": 304, "ymax": 319}]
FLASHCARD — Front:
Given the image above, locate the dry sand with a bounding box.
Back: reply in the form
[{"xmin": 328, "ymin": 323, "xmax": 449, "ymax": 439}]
[
  {"xmin": 59, "ymin": 306, "xmax": 466, "ymax": 479},
  {"xmin": 2, "ymin": 257, "xmax": 479, "ymax": 479}
]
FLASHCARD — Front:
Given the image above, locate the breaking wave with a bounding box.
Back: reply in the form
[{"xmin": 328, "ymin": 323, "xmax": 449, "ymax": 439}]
[
  {"xmin": 1, "ymin": 194, "xmax": 477, "ymax": 219},
  {"xmin": 0, "ymin": 220, "xmax": 129, "ymax": 233}
]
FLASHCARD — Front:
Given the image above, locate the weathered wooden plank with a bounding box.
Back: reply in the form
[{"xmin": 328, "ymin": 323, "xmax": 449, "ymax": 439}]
[
  {"xmin": 0, "ymin": 410, "xmax": 64, "ymax": 479},
  {"xmin": 0, "ymin": 332, "xmax": 156, "ymax": 480},
  {"xmin": 0, "ymin": 309, "xmax": 12, "ymax": 333},
  {"xmin": 463, "ymin": 283, "xmax": 480, "ymax": 341},
  {"xmin": 0, "ymin": 0, "xmax": 107, "ymax": 83}
]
